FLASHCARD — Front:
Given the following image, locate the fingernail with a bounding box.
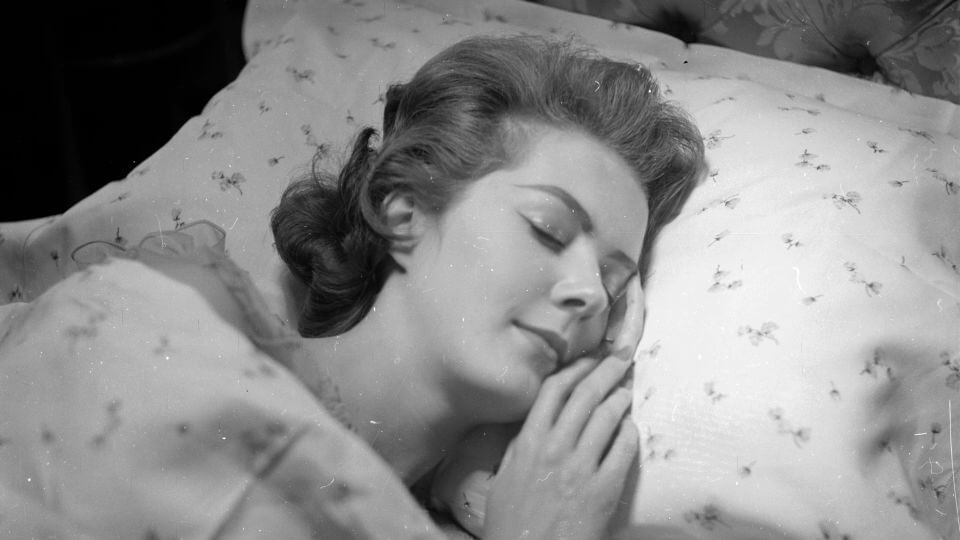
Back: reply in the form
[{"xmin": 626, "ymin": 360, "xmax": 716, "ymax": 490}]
[{"xmin": 613, "ymin": 346, "xmax": 634, "ymax": 362}]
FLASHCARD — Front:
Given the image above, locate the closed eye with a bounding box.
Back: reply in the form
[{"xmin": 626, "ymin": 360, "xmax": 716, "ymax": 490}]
[{"xmin": 525, "ymin": 219, "xmax": 566, "ymax": 252}]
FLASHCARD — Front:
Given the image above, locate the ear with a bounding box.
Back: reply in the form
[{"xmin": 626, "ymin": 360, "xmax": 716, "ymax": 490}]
[{"xmin": 382, "ymin": 191, "xmax": 427, "ymax": 259}]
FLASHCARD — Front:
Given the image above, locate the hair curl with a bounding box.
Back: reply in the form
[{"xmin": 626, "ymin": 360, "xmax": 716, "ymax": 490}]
[{"xmin": 272, "ymin": 35, "xmax": 706, "ymax": 337}]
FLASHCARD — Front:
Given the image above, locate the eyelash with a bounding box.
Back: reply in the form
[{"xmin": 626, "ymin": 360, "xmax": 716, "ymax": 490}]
[
  {"xmin": 529, "ymin": 222, "xmax": 566, "ymax": 252},
  {"xmin": 529, "ymin": 220, "xmax": 627, "ymax": 305}
]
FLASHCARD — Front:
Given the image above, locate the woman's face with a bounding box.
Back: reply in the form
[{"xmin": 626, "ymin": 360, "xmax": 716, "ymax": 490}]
[{"xmin": 402, "ymin": 129, "xmax": 649, "ymax": 422}]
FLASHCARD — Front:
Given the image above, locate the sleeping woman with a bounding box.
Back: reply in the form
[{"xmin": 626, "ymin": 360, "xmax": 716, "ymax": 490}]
[{"xmin": 0, "ymin": 35, "xmax": 704, "ymax": 538}]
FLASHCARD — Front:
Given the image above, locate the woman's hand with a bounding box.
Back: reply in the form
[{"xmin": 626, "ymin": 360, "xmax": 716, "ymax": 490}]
[
  {"xmin": 430, "ymin": 275, "xmax": 644, "ymax": 538},
  {"xmin": 482, "ymin": 350, "xmax": 638, "ymax": 540}
]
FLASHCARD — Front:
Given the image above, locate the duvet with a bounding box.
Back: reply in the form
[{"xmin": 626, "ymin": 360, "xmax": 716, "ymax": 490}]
[{"xmin": 0, "ymin": 224, "xmax": 444, "ymax": 539}]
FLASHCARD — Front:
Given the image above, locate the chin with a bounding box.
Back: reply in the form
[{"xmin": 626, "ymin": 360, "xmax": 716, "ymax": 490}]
[{"xmin": 472, "ymin": 371, "xmax": 543, "ymax": 424}]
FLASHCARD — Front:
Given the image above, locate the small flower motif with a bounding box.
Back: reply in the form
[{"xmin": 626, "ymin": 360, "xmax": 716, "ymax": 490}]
[
  {"xmin": 707, "ymin": 229, "xmax": 730, "ymax": 247},
  {"xmin": 285, "ymin": 66, "xmax": 315, "ymax": 83},
  {"xmin": 801, "ymin": 294, "xmax": 823, "ymax": 305},
  {"xmin": 8, "ymin": 285, "xmax": 23, "ymax": 302},
  {"xmin": 866, "ymin": 141, "xmax": 886, "ymax": 153},
  {"xmin": 708, "ymin": 266, "xmax": 743, "ymax": 292},
  {"xmin": 738, "ymin": 322, "xmax": 779, "ymax": 345},
  {"xmin": 704, "ymin": 129, "xmax": 734, "ymax": 150},
  {"xmin": 636, "ymin": 341, "xmax": 661, "ymax": 361},
  {"xmin": 768, "ymin": 407, "xmax": 811, "ymax": 448},
  {"xmin": 683, "ymin": 504, "xmax": 729, "ymax": 530},
  {"xmin": 829, "ymin": 382, "xmax": 841, "ymax": 401},
  {"xmin": 861, "ymin": 348, "xmax": 895, "ymax": 381},
  {"xmin": 238, "ymin": 420, "xmax": 289, "ymax": 458},
  {"xmin": 212, "ymin": 170, "xmax": 247, "ymax": 196},
  {"xmin": 369, "ymin": 37, "xmax": 396, "ymax": 49},
  {"xmin": 888, "ymin": 179, "xmax": 911, "ymax": 188},
  {"xmin": 941, "ymin": 351, "xmax": 960, "ymax": 390},
  {"xmin": 795, "ymin": 149, "xmax": 818, "ymax": 167},
  {"xmin": 635, "ymin": 386, "xmax": 656, "ymax": 412},
  {"xmin": 933, "ymin": 245, "xmax": 960, "ymax": 275},
  {"xmin": 698, "ymin": 195, "xmax": 740, "ymax": 214},
  {"xmin": 843, "ymin": 261, "xmax": 882, "ymax": 296},
  {"xmin": 704, "ymin": 381, "xmax": 726, "ymax": 403},
  {"xmin": 928, "ymin": 168, "xmax": 959, "ymax": 195},
  {"xmin": 171, "ymin": 208, "xmax": 185, "ymax": 230},
  {"xmin": 818, "ymin": 520, "xmax": 852, "ymax": 540},
  {"xmin": 887, "ymin": 490, "xmax": 921, "ymax": 520},
  {"xmin": 781, "ymin": 233, "xmax": 802, "ymax": 249},
  {"xmin": 778, "ymin": 106, "xmax": 820, "ymax": 116},
  {"xmin": 797, "ymin": 149, "xmax": 833, "ymax": 172},
  {"xmin": 918, "ymin": 475, "xmax": 949, "ymax": 505},
  {"xmin": 824, "ymin": 191, "xmax": 862, "ymax": 213},
  {"xmin": 198, "ymin": 119, "xmax": 224, "ymax": 140},
  {"xmin": 90, "ymin": 399, "xmax": 123, "ymax": 449}
]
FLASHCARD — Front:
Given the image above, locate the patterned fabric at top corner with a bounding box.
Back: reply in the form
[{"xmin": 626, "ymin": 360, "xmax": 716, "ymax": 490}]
[
  {"xmin": 528, "ymin": 0, "xmax": 960, "ymax": 104},
  {"xmin": 0, "ymin": 221, "xmax": 444, "ymax": 539}
]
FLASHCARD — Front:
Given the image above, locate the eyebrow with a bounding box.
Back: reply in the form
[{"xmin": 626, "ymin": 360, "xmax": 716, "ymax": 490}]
[
  {"xmin": 516, "ymin": 184, "xmax": 594, "ymax": 233},
  {"xmin": 515, "ymin": 184, "xmax": 639, "ymax": 274}
]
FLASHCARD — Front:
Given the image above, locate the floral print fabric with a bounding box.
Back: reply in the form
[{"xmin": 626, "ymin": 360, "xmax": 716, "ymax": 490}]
[
  {"xmin": 0, "ymin": 224, "xmax": 443, "ymax": 539},
  {"xmin": 531, "ymin": 0, "xmax": 960, "ymax": 104}
]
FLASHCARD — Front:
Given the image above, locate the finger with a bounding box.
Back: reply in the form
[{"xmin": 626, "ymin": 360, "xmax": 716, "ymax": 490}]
[
  {"xmin": 552, "ymin": 353, "xmax": 633, "ymax": 446},
  {"xmin": 610, "ymin": 275, "xmax": 645, "ymax": 356},
  {"xmin": 596, "ymin": 417, "xmax": 640, "ymax": 482},
  {"xmin": 523, "ymin": 356, "xmax": 598, "ymax": 433},
  {"xmin": 576, "ymin": 387, "xmax": 632, "ymax": 466}
]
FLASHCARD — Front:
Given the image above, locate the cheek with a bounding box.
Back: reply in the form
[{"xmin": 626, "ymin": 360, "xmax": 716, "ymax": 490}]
[{"xmin": 458, "ymin": 233, "xmax": 554, "ymax": 301}]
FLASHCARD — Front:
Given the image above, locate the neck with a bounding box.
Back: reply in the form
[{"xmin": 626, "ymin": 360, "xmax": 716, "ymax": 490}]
[{"xmin": 302, "ymin": 282, "xmax": 473, "ymax": 485}]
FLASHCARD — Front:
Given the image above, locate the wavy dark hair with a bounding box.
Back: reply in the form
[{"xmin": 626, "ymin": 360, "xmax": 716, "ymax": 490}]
[{"xmin": 271, "ymin": 35, "xmax": 705, "ymax": 337}]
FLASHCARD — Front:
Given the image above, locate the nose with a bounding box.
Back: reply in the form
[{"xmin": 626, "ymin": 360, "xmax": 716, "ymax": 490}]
[{"xmin": 549, "ymin": 252, "xmax": 607, "ymax": 319}]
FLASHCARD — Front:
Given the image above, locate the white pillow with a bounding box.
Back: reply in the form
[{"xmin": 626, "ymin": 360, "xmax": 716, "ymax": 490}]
[{"xmin": 621, "ymin": 70, "xmax": 959, "ymax": 539}]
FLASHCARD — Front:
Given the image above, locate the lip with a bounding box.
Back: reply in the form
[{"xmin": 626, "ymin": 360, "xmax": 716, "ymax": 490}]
[{"xmin": 514, "ymin": 321, "xmax": 569, "ymax": 365}]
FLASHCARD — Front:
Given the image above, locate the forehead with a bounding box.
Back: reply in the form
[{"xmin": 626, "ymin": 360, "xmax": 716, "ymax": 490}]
[{"xmin": 504, "ymin": 130, "xmax": 649, "ymax": 252}]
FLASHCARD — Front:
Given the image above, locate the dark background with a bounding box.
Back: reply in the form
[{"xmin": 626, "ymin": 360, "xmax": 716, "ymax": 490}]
[{"xmin": 5, "ymin": 0, "xmax": 249, "ymax": 222}]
